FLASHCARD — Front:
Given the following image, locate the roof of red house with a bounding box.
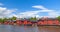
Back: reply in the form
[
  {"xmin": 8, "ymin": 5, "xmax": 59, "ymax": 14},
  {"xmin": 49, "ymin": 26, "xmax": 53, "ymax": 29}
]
[{"xmin": 38, "ymin": 18, "xmax": 58, "ymax": 21}]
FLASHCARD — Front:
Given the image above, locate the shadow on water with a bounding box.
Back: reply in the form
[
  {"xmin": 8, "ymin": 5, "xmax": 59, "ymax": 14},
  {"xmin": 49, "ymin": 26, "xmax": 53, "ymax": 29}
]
[{"xmin": 0, "ymin": 25, "xmax": 60, "ymax": 32}]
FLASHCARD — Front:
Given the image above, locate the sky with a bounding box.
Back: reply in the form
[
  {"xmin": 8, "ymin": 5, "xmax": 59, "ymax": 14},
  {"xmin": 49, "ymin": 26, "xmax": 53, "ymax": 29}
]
[{"xmin": 0, "ymin": 0, "xmax": 60, "ymax": 18}]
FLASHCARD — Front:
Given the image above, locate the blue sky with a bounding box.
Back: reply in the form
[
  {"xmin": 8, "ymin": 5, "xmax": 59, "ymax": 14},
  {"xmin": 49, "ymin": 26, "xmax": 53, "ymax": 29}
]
[{"xmin": 0, "ymin": 0, "xmax": 60, "ymax": 18}]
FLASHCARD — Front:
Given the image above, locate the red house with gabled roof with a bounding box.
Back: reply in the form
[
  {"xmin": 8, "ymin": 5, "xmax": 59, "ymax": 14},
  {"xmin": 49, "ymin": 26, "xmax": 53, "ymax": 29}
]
[
  {"xmin": 16, "ymin": 20, "xmax": 23, "ymax": 25},
  {"xmin": 37, "ymin": 17, "xmax": 59, "ymax": 26},
  {"xmin": 23, "ymin": 19, "xmax": 32, "ymax": 26}
]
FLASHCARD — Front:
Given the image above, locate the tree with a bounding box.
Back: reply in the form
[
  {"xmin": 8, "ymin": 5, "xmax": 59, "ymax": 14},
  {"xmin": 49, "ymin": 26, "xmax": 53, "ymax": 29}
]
[
  {"xmin": 57, "ymin": 16, "xmax": 60, "ymax": 22},
  {"xmin": 29, "ymin": 17, "xmax": 37, "ymax": 21},
  {"xmin": 10, "ymin": 16, "xmax": 17, "ymax": 20},
  {"xmin": 3, "ymin": 18, "xmax": 8, "ymax": 22},
  {"xmin": 0, "ymin": 16, "xmax": 17, "ymax": 23},
  {"xmin": 0, "ymin": 18, "xmax": 3, "ymax": 23}
]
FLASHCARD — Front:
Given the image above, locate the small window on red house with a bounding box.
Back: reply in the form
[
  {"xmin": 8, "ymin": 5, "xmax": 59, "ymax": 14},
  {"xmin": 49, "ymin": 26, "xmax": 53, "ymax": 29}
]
[{"xmin": 53, "ymin": 23, "xmax": 56, "ymax": 24}]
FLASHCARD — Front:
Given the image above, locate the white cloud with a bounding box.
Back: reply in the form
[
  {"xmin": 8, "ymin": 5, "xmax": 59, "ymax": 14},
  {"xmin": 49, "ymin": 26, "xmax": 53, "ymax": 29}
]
[
  {"xmin": 8, "ymin": 14, "xmax": 17, "ymax": 18},
  {"xmin": 0, "ymin": 7, "xmax": 17, "ymax": 18},
  {"xmin": 0, "ymin": 5, "xmax": 59, "ymax": 18},
  {"xmin": 18, "ymin": 11, "xmax": 41, "ymax": 18},
  {"xmin": 0, "ymin": 3, "xmax": 4, "ymax": 6},
  {"xmin": 48, "ymin": 11, "xmax": 60, "ymax": 17},
  {"xmin": 32, "ymin": 5, "xmax": 60, "ymax": 17},
  {"xmin": 16, "ymin": 5, "xmax": 60, "ymax": 18},
  {"xmin": 32, "ymin": 5, "xmax": 48, "ymax": 10}
]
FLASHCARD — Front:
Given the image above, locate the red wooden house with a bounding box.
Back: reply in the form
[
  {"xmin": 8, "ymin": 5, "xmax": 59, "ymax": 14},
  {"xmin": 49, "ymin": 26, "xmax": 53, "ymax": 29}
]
[
  {"xmin": 23, "ymin": 19, "xmax": 32, "ymax": 26},
  {"xmin": 37, "ymin": 17, "xmax": 59, "ymax": 26},
  {"xmin": 4, "ymin": 20, "xmax": 9, "ymax": 25},
  {"xmin": 16, "ymin": 20, "xmax": 22, "ymax": 25}
]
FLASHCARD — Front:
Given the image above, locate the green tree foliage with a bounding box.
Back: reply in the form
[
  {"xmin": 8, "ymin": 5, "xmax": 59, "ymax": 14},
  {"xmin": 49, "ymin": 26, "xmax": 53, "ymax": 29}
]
[
  {"xmin": 3, "ymin": 18, "xmax": 8, "ymax": 22},
  {"xmin": 29, "ymin": 17, "xmax": 37, "ymax": 20},
  {"xmin": 0, "ymin": 18, "xmax": 3, "ymax": 23},
  {"xmin": 0, "ymin": 18, "xmax": 9, "ymax": 23},
  {"xmin": 0, "ymin": 16, "xmax": 17, "ymax": 23},
  {"xmin": 57, "ymin": 16, "xmax": 60, "ymax": 22},
  {"xmin": 10, "ymin": 16, "xmax": 17, "ymax": 20}
]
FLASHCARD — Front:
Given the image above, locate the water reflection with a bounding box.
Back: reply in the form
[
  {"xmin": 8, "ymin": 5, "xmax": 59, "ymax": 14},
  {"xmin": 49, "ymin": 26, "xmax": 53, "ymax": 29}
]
[
  {"xmin": 0, "ymin": 25, "xmax": 60, "ymax": 32},
  {"xmin": 38, "ymin": 26, "xmax": 60, "ymax": 32}
]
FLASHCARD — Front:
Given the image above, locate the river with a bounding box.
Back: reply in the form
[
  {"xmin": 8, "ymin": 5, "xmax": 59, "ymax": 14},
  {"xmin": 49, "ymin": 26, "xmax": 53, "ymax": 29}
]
[{"xmin": 0, "ymin": 25, "xmax": 60, "ymax": 32}]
